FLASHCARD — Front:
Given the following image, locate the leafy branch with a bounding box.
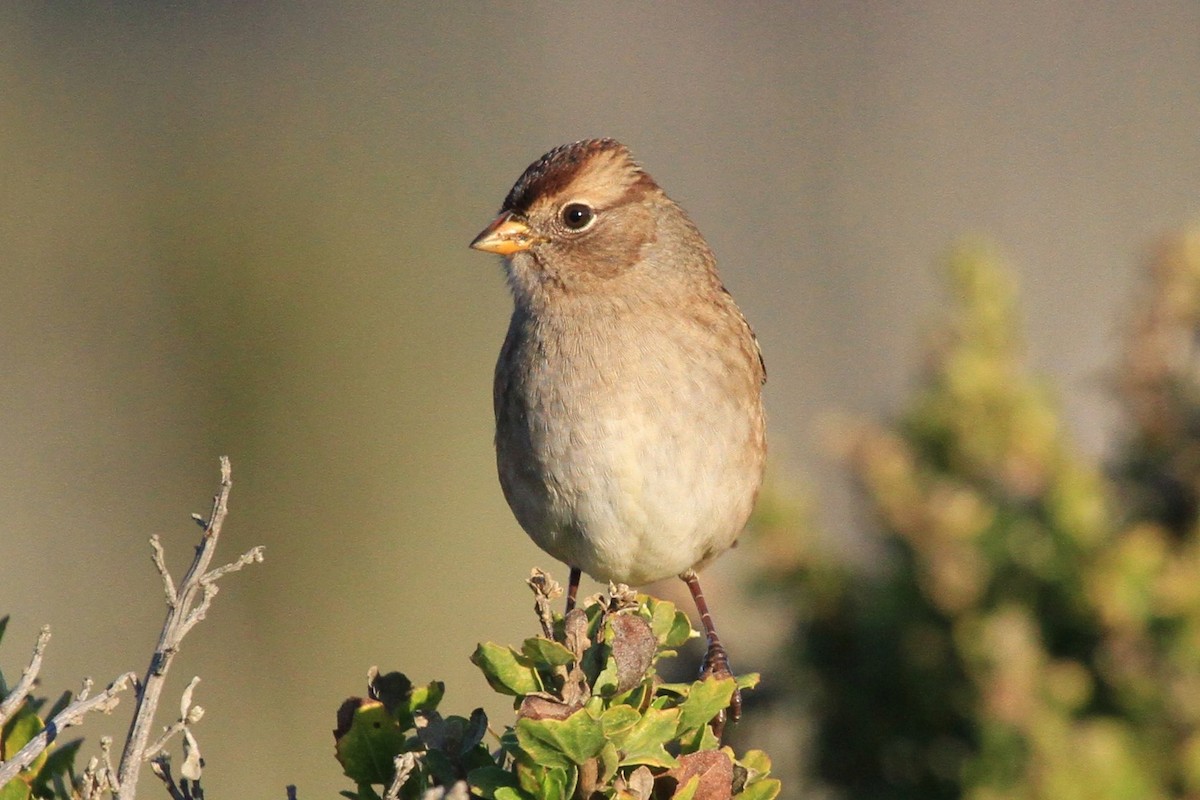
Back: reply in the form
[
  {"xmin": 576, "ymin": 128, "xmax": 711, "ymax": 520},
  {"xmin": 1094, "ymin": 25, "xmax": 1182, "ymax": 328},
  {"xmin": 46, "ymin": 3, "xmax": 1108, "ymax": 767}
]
[{"xmin": 334, "ymin": 571, "xmax": 780, "ymax": 800}]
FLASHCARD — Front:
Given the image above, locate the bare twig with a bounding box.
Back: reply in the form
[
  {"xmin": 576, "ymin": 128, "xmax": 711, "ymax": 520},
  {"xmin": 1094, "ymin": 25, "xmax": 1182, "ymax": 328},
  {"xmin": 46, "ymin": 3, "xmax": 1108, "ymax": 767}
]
[
  {"xmin": 116, "ymin": 457, "xmax": 263, "ymax": 800},
  {"xmin": 179, "ymin": 728, "xmax": 202, "ymax": 783},
  {"xmin": 0, "ymin": 459, "xmax": 261, "ymax": 800},
  {"xmin": 527, "ymin": 569, "xmax": 562, "ymax": 640},
  {"xmin": 149, "ymin": 751, "xmax": 204, "ymax": 800},
  {"xmin": 422, "ymin": 782, "xmax": 469, "ymax": 800},
  {"xmin": 144, "ymin": 677, "xmax": 203, "ymax": 761},
  {"xmin": 0, "ymin": 625, "xmax": 51, "ymax": 727},
  {"xmin": 150, "ymin": 756, "xmax": 186, "ymax": 800},
  {"xmin": 202, "ymin": 546, "xmax": 265, "ymax": 585},
  {"xmin": 80, "ymin": 737, "xmax": 121, "ymax": 800},
  {"xmin": 152, "ymin": 758, "xmax": 204, "ymax": 800},
  {"xmin": 383, "ymin": 753, "xmax": 420, "ymax": 800},
  {"xmin": 176, "ymin": 545, "xmax": 265, "ymax": 642},
  {"xmin": 526, "ymin": 570, "xmax": 575, "ymax": 693},
  {"xmin": 150, "ymin": 539, "xmax": 178, "ymax": 606},
  {"xmin": 0, "ymin": 672, "xmax": 136, "ymax": 787}
]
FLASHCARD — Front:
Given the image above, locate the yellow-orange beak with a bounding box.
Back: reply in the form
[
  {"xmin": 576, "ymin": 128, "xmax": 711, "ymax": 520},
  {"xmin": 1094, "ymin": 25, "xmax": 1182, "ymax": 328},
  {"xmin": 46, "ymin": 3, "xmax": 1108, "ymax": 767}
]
[{"xmin": 469, "ymin": 212, "xmax": 541, "ymax": 256}]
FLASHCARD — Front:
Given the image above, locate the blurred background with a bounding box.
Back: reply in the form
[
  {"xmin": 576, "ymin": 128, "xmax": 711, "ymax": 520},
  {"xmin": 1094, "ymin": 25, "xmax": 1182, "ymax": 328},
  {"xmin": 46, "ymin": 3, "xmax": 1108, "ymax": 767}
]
[{"xmin": 2, "ymin": 3, "xmax": 1198, "ymax": 798}]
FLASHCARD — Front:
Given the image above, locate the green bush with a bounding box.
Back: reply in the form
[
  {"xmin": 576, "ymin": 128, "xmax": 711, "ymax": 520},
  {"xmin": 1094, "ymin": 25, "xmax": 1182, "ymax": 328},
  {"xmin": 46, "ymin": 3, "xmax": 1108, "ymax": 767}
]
[
  {"xmin": 334, "ymin": 576, "xmax": 780, "ymax": 800},
  {"xmin": 757, "ymin": 231, "xmax": 1200, "ymax": 799}
]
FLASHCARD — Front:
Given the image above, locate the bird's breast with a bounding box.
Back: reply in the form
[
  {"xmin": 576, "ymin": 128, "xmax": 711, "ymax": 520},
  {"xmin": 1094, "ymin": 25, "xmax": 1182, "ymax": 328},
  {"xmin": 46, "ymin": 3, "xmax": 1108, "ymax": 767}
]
[{"xmin": 493, "ymin": 301, "xmax": 765, "ymax": 584}]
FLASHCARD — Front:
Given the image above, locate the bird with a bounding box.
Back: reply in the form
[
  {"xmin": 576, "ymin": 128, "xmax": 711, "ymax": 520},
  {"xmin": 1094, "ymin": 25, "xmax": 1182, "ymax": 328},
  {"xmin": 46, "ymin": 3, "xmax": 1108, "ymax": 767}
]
[{"xmin": 469, "ymin": 138, "xmax": 766, "ymax": 724}]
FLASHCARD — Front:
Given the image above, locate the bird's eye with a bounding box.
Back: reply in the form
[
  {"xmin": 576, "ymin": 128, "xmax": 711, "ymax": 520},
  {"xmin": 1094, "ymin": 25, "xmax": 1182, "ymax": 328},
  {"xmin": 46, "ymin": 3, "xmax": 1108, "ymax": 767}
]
[{"xmin": 560, "ymin": 202, "xmax": 595, "ymax": 231}]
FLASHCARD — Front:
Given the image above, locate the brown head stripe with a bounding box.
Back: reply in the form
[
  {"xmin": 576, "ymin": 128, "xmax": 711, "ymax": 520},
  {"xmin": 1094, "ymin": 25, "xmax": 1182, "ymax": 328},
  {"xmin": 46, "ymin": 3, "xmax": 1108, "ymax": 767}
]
[{"xmin": 502, "ymin": 138, "xmax": 637, "ymax": 215}]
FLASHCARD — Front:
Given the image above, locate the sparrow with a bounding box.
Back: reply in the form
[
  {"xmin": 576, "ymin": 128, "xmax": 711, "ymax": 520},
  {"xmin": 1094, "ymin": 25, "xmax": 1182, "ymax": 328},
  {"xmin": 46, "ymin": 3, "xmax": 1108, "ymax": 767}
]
[{"xmin": 470, "ymin": 138, "xmax": 766, "ymax": 724}]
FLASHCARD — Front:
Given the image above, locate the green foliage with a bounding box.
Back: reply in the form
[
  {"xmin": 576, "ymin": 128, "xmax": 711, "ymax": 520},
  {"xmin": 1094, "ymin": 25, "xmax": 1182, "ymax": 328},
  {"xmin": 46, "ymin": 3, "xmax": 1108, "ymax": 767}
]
[
  {"xmin": 335, "ymin": 588, "xmax": 779, "ymax": 799},
  {"xmin": 756, "ymin": 231, "xmax": 1200, "ymax": 798},
  {"xmin": 0, "ymin": 618, "xmax": 81, "ymax": 800}
]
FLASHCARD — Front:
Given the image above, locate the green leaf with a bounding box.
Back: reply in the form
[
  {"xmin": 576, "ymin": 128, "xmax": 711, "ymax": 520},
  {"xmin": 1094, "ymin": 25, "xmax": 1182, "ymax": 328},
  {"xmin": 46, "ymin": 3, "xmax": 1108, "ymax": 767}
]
[
  {"xmin": 498, "ymin": 728, "xmax": 521, "ymax": 757},
  {"xmin": 662, "ymin": 612, "xmax": 695, "ymax": 649},
  {"xmin": 333, "ymin": 700, "xmax": 407, "ymax": 785},
  {"xmin": 677, "ymin": 678, "xmax": 736, "ymax": 735},
  {"xmin": 738, "ymin": 749, "xmax": 772, "ymax": 776},
  {"xmin": 409, "ymin": 680, "xmax": 445, "ymax": 715},
  {"xmin": 515, "ymin": 754, "xmax": 544, "ymax": 795},
  {"xmin": 599, "ymin": 705, "xmax": 641, "ymax": 739},
  {"xmin": 584, "ymin": 695, "xmax": 605, "ymax": 717},
  {"xmin": 697, "ymin": 723, "xmax": 723, "ymax": 752},
  {"xmin": 579, "ymin": 633, "xmax": 611, "ymax": 689},
  {"xmin": 591, "ymin": 651, "xmax": 622, "ymax": 696},
  {"xmin": 2, "ymin": 704, "xmax": 40, "ymax": 754},
  {"xmin": 642, "ymin": 597, "xmax": 685, "ymax": 645},
  {"xmin": 514, "ymin": 756, "xmax": 576, "ymax": 799},
  {"xmin": 521, "ymin": 637, "xmax": 576, "ymax": 668},
  {"xmin": 460, "ymin": 707, "xmax": 489, "ymax": 754},
  {"xmin": 463, "ymin": 741, "xmax": 499, "ymax": 772},
  {"xmin": 418, "ymin": 710, "xmax": 487, "ymax": 759},
  {"xmin": 537, "ymin": 765, "xmax": 575, "ymax": 800},
  {"xmin": 734, "ymin": 673, "xmax": 761, "ymax": 692},
  {"xmin": 472, "ymin": 643, "xmax": 543, "ymax": 696},
  {"xmin": 0, "ymin": 778, "xmax": 31, "ymax": 800},
  {"xmin": 468, "ymin": 766, "xmax": 520, "ymax": 799},
  {"xmin": 642, "ymin": 596, "xmax": 696, "ymax": 649},
  {"xmin": 516, "ymin": 710, "xmax": 606, "ymax": 767},
  {"xmin": 678, "ymin": 719, "xmax": 722, "ymax": 754},
  {"xmin": 615, "ymin": 707, "xmax": 680, "ymax": 768},
  {"xmin": 597, "ymin": 742, "xmax": 620, "ymax": 784},
  {"xmin": 1, "ymin": 705, "xmax": 47, "ymax": 777},
  {"xmin": 642, "ymin": 595, "xmax": 673, "ymax": 631},
  {"xmin": 423, "ymin": 749, "xmax": 457, "ymax": 787},
  {"xmin": 583, "ymin": 603, "xmax": 607, "ymax": 637},
  {"xmin": 495, "ymin": 788, "xmax": 533, "ymax": 800},
  {"xmin": 734, "ymin": 778, "xmax": 782, "ymax": 800},
  {"xmin": 672, "ymin": 775, "xmax": 700, "ymax": 800},
  {"xmin": 609, "ymin": 678, "xmax": 653, "ymax": 711}
]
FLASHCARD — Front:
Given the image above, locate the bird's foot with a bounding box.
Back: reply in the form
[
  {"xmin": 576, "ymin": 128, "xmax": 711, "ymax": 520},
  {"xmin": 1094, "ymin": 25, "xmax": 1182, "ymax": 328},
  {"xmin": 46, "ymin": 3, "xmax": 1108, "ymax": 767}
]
[{"xmin": 699, "ymin": 641, "xmax": 741, "ymax": 739}]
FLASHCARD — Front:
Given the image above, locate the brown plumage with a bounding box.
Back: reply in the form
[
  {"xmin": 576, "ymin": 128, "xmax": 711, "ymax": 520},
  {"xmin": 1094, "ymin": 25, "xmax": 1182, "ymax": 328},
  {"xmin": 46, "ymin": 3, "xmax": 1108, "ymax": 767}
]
[{"xmin": 471, "ymin": 139, "xmax": 766, "ymax": 727}]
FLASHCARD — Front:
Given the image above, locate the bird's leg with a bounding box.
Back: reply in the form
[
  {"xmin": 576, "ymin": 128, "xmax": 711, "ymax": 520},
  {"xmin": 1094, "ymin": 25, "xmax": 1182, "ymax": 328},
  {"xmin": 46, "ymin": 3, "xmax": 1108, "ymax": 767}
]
[
  {"xmin": 681, "ymin": 569, "xmax": 741, "ymax": 734},
  {"xmin": 565, "ymin": 566, "xmax": 582, "ymax": 613}
]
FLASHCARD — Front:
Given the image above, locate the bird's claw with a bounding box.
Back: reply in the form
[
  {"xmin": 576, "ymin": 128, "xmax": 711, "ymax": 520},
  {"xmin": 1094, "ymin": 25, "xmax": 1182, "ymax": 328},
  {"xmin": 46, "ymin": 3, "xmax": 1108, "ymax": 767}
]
[{"xmin": 699, "ymin": 642, "xmax": 741, "ymax": 739}]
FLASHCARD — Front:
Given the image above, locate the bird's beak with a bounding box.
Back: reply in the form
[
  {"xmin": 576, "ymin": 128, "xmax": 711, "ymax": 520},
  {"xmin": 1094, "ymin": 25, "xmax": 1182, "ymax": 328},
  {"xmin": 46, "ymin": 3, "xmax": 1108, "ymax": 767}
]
[{"xmin": 470, "ymin": 212, "xmax": 540, "ymax": 256}]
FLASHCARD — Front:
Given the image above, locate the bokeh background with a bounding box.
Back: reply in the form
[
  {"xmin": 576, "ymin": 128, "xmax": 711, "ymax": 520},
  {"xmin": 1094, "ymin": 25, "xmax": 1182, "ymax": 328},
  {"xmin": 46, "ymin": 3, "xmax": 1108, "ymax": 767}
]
[{"xmin": 2, "ymin": 3, "xmax": 1198, "ymax": 798}]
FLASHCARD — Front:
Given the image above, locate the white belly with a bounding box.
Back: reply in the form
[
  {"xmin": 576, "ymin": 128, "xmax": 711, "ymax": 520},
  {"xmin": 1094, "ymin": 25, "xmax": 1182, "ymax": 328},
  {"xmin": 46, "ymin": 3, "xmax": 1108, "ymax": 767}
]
[{"xmin": 495, "ymin": 313, "xmax": 764, "ymax": 585}]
